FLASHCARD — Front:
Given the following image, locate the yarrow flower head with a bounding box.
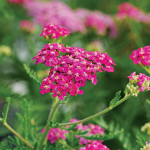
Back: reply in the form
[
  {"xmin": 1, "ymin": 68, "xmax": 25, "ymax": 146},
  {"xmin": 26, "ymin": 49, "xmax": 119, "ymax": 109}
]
[
  {"xmin": 33, "ymin": 24, "xmax": 116, "ymax": 100},
  {"xmin": 117, "ymin": 3, "xmax": 150, "ymax": 24},
  {"xmin": 130, "ymin": 46, "xmax": 150, "ymax": 66},
  {"xmin": 68, "ymin": 119, "xmax": 105, "ymax": 145},
  {"xmin": 140, "ymin": 141, "xmax": 150, "ymax": 150},
  {"xmin": 19, "ymin": 20, "xmax": 36, "ymax": 33},
  {"xmin": 79, "ymin": 141, "xmax": 110, "ymax": 150},
  {"xmin": 39, "ymin": 23, "xmax": 70, "ymax": 40},
  {"xmin": 41, "ymin": 128, "xmax": 69, "ymax": 144},
  {"xmin": 125, "ymin": 72, "xmax": 150, "ymax": 96}
]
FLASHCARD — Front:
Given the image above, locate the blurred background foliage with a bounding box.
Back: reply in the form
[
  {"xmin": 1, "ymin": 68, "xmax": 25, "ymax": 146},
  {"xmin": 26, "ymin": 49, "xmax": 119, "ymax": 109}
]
[{"xmin": 1, "ymin": 0, "xmax": 150, "ymax": 149}]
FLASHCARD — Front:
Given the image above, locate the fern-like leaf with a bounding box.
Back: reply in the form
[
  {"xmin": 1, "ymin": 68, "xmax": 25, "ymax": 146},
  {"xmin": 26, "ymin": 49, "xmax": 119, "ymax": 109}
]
[
  {"xmin": 79, "ymin": 129, "xmax": 123, "ymax": 141},
  {"xmin": 24, "ymin": 64, "xmax": 41, "ymax": 85},
  {"xmin": 136, "ymin": 132, "xmax": 146, "ymax": 147},
  {"xmin": 109, "ymin": 91, "xmax": 121, "ymax": 107},
  {"xmin": 21, "ymin": 99, "xmax": 31, "ymax": 141},
  {"xmin": 2, "ymin": 97, "xmax": 11, "ymax": 123},
  {"xmin": 60, "ymin": 124, "xmax": 77, "ymax": 131}
]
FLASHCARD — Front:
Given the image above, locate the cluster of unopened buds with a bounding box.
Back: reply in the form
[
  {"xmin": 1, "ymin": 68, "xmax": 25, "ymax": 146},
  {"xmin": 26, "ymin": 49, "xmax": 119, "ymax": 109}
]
[
  {"xmin": 126, "ymin": 72, "xmax": 150, "ymax": 96},
  {"xmin": 68, "ymin": 119, "xmax": 105, "ymax": 145},
  {"xmin": 140, "ymin": 142, "xmax": 150, "ymax": 150},
  {"xmin": 130, "ymin": 46, "xmax": 150, "ymax": 66},
  {"xmin": 33, "ymin": 24, "xmax": 116, "ymax": 100}
]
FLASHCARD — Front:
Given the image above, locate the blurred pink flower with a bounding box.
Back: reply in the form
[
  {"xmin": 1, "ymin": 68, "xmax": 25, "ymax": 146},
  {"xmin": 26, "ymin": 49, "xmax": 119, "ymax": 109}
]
[
  {"xmin": 19, "ymin": 20, "xmax": 36, "ymax": 33},
  {"xmin": 24, "ymin": 0, "xmax": 86, "ymax": 33},
  {"xmin": 75, "ymin": 9, "xmax": 118, "ymax": 38},
  {"xmin": 117, "ymin": 2, "xmax": 150, "ymax": 24}
]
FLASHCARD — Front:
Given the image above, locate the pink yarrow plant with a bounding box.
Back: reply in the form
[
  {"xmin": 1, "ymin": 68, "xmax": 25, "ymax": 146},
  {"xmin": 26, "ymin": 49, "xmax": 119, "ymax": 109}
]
[{"xmin": 32, "ymin": 25, "xmax": 116, "ymax": 100}]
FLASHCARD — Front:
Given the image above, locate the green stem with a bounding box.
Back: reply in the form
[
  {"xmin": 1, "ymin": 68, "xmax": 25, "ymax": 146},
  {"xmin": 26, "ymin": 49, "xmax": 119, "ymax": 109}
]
[
  {"xmin": 59, "ymin": 94, "xmax": 131, "ymax": 126},
  {"xmin": 0, "ymin": 118, "xmax": 2, "ymax": 122},
  {"xmin": 140, "ymin": 64, "xmax": 150, "ymax": 75},
  {"xmin": 38, "ymin": 97, "xmax": 60, "ymax": 150},
  {"xmin": 3, "ymin": 122, "xmax": 34, "ymax": 149},
  {"xmin": 58, "ymin": 140, "xmax": 74, "ymax": 150}
]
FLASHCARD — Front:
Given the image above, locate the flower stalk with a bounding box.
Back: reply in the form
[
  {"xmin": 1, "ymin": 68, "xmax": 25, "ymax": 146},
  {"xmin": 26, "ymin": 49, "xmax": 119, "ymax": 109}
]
[
  {"xmin": 59, "ymin": 94, "xmax": 131, "ymax": 127},
  {"xmin": 38, "ymin": 97, "xmax": 60, "ymax": 150},
  {"xmin": 2, "ymin": 121, "xmax": 34, "ymax": 149}
]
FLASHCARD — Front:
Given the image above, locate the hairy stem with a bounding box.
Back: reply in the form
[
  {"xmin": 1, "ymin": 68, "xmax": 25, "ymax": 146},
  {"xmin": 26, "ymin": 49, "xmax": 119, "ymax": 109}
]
[
  {"xmin": 59, "ymin": 94, "xmax": 131, "ymax": 126},
  {"xmin": 58, "ymin": 140, "xmax": 73, "ymax": 150},
  {"xmin": 3, "ymin": 122, "xmax": 34, "ymax": 149},
  {"xmin": 38, "ymin": 97, "xmax": 60, "ymax": 150}
]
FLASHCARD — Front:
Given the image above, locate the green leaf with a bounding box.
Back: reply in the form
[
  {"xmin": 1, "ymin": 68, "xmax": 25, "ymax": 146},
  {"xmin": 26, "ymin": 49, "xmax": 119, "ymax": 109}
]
[
  {"xmin": 146, "ymin": 99, "xmax": 150, "ymax": 105},
  {"xmin": 136, "ymin": 132, "xmax": 146, "ymax": 147},
  {"xmin": 76, "ymin": 130, "xmax": 89, "ymax": 135},
  {"xmin": 21, "ymin": 99, "xmax": 31, "ymax": 141},
  {"xmin": 79, "ymin": 129, "xmax": 123, "ymax": 141},
  {"xmin": 109, "ymin": 91, "xmax": 121, "ymax": 107},
  {"xmin": 60, "ymin": 124, "xmax": 77, "ymax": 131},
  {"xmin": 2, "ymin": 97, "xmax": 11, "ymax": 123},
  {"xmin": 24, "ymin": 64, "xmax": 41, "ymax": 85}
]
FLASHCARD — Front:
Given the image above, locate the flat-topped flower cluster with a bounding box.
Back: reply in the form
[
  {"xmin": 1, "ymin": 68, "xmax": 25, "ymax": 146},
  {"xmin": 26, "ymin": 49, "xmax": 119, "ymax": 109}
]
[
  {"xmin": 130, "ymin": 46, "xmax": 150, "ymax": 66},
  {"xmin": 33, "ymin": 24, "xmax": 116, "ymax": 100},
  {"xmin": 127, "ymin": 72, "xmax": 150, "ymax": 92},
  {"xmin": 33, "ymin": 43, "xmax": 116, "ymax": 100}
]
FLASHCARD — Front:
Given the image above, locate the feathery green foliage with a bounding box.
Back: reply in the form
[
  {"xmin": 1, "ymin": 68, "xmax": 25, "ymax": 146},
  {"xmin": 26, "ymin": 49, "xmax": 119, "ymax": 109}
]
[
  {"xmin": 2, "ymin": 97, "xmax": 11, "ymax": 123},
  {"xmin": 136, "ymin": 133, "xmax": 147, "ymax": 147},
  {"xmin": 79, "ymin": 130, "xmax": 123, "ymax": 141},
  {"xmin": 16, "ymin": 99, "xmax": 32, "ymax": 141},
  {"xmin": 109, "ymin": 91, "xmax": 121, "ymax": 107},
  {"xmin": 24, "ymin": 64, "xmax": 41, "ymax": 85},
  {"xmin": 60, "ymin": 124, "xmax": 77, "ymax": 131}
]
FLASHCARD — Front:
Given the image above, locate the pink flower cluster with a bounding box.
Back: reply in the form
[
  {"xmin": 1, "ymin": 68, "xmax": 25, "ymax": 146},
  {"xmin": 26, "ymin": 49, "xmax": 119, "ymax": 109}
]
[
  {"xmin": 33, "ymin": 42, "xmax": 116, "ymax": 100},
  {"xmin": 24, "ymin": 1, "xmax": 86, "ymax": 33},
  {"xmin": 130, "ymin": 46, "xmax": 150, "ymax": 66},
  {"xmin": 19, "ymin": 20, "xmax": 36, "ymax": 33},
  {"xmin": 127, "ymin": 72, "xmax": 150, "ymax": 92},
  {"xmin": 41, "ymin": 128, "xmax": 69, "ymax": 144},
  {"xmin": 79, "ymin": 141, "xmax": 110, "ymax": 150},
  {"xmin": 23, "ymin": 0, "xmax": 118, "ymax": 37},
  {"xmin": 117, "ymin": 3, "xmax": 150, "ymax": 24},
  {"xmin": 75, "ymin": 9, "xmax": 118, "ymax": 38},
  {"xmin": 40, "ymin": 23, "xmax": 70, "ymax": 39},
  {"xmin": 68, "ymin": 119, "xmax": 105, "ymax": 145}
]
